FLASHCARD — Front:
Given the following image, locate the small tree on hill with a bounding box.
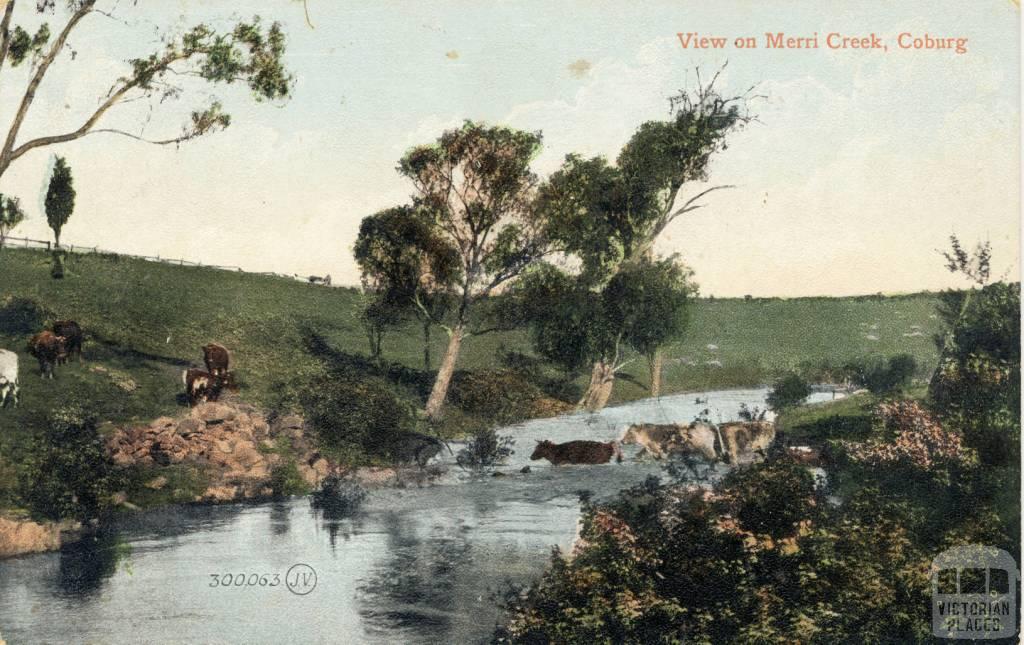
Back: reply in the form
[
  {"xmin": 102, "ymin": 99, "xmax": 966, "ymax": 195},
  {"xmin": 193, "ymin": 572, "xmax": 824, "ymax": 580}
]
[
  {"xmin": 0, "ymin": 192, "xmax": 25, "ymax": 247},
  {"xmin": 44, "ymin": 155, "xmax": 74, "ymax": 247}
]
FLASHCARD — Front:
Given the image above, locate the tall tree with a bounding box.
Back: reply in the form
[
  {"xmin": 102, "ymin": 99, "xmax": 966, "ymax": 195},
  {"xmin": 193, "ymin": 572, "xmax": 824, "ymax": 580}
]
[
  {"xmin": 397, "ymin": 121, "xmax": 549, "ymax": 419},
  {"xmin": 44, "ymin": 155, "xmax": 73, "ymax": 247},
  {"xmin": 512, "ymin": 257, "xmax": 696, "ymax": 410},
  {"xmin": 539, "ymin": 70, "xmax": 754, "ymax": 406},
  {"xmin": 0, "ymin": 192, "xmax": 24, "ymax": 247},
  {"xmin": 0, "ymin": 1, "xmax": 292, "ymax": 182},
  {"xmin": 353, "ymin": 205, "xmax": 460, "ymax": 367}
]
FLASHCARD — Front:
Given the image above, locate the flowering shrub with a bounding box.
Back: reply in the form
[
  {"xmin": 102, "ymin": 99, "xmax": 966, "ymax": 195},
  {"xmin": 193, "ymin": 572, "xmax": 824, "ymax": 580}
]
[{"xmin": 844, "ymin": 401, "xmax": 972, "ymax": 471}]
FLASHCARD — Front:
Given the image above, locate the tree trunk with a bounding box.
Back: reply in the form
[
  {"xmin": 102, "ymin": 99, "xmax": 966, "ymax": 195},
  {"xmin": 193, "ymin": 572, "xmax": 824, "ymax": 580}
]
[
  {"xmin": 422, "ymin": 321, "xmax": 431, "ymax": 371},
  {"xmin": 579, "ymin": 360, "xmax": 615, "ymax": 412},
  {"xmin": 425, "ymin": 324, "xmax": 464, "ymax": 420},
  {"xmin": 649, "ymin": 350, "xmax": 663, "ymax": 398}
]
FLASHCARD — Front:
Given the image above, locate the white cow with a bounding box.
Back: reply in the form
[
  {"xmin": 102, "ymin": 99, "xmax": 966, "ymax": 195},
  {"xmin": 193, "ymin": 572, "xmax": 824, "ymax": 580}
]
[{"xmin": 0, "ymin": 349, "xmax": 18, "ymax": 409}]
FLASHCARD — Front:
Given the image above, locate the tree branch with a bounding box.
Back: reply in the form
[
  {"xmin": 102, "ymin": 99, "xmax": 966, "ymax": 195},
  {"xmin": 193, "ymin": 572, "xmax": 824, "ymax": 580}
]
[
  {"xmin": 0, "ymin": 0, "xmax": 17, "ymax": 86},
  {"xmin": 1, "ymin": 0, "xmax": 95, "ymax": 169},
  {"xmin": 8, "ymin": 47, "xmax": 202, "ymax": 162}
]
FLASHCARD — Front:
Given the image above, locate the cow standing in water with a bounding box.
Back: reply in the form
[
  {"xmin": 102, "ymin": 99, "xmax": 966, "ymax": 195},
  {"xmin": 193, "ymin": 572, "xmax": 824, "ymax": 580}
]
[
  {"xmin": 0, "ymin": 349, "xmax": 19, "ymax": 408},
  {"xmin": 530, "ymin": 440, "xmax": 623, "ymax": 465},
  {"xmin": 52, "ymin": 320, "xmax": 83, "ymax": 364},
  {"xmin": 27, "ymin": 331, "xmax": 66, "ymax": 379},
  {"xmin": 202, "ymin": 343, "xmax": 230, "ymax": 377}
]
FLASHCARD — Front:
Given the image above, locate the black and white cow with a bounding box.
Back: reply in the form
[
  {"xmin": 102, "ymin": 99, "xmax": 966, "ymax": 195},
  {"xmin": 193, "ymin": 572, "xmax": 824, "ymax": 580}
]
[{"xmin": 0, "ymin": 349, "xmax": 19, "ymax": 408}]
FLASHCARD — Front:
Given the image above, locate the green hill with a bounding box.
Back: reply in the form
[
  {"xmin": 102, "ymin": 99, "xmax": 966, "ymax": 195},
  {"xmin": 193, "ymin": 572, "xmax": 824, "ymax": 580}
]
[{"xmin": 0, "ymin": 247, "xmax": 944, "ymax": 440}]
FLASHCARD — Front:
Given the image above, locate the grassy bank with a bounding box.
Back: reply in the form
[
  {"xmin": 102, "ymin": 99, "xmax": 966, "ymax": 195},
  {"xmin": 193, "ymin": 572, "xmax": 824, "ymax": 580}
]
[{"xmin": 1, "ymin": 247, "xmax": 943, "ymax": 450}]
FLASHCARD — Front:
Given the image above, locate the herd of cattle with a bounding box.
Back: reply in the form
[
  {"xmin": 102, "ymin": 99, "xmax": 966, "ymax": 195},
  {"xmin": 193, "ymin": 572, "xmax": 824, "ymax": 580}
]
[
  {"xmin": 0, "ymin": 320, "xmax": 84, "ymax": 407},
  {"xmin": 2, "ymin": 325, "xmax": 815, "ymax": 471},
  {"xmin": 529, "ymin": 420, "xmax": 819, "ymax": 467},
  {"xmin": 0, "ymin": 323, "xmax": 236, "ymax": 410}
]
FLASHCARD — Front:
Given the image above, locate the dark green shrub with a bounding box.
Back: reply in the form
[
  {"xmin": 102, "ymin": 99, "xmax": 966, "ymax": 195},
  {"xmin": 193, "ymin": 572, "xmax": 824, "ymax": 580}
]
[
  {"xmin": 722, "ymin": 459, "xmax": 817, "ymax": 539},
  {"xmin": 0, "ymin": 295, "xmax": 47, "ymax": 335},
  {"xmin": 449, "ymin": 370, "xmax": 545, "ymax": 425},
  {"xmin": 766, "ymin": 372, "xmax": 811, "ymax": 412},
  {"xmin": 456, "ymin": 428, "xmax": 515, "ymax": 470},
  {"xmin": 310, "ymin": 475, "xmax": 367, "ymax": 516},
  {"xmin": 269, "ymin": 462, "xmax": 310, "ymax": 497},
  {"xmin": 19, "ymin": 406, "xmax": 122, "ymax": 522},
  {"xmin": 847, "ymin": 354, "xmax": 917, "ymax": 394},
  {"xmin": 300, "ymin": 372, "xmax": 417, "ymax": 463}
]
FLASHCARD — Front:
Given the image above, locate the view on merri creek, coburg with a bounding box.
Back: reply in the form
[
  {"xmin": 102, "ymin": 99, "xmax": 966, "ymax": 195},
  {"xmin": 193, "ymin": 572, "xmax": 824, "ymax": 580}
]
[{"xmin": 0, "ymin": 1, "xmax": 1019, "ymax": 644}]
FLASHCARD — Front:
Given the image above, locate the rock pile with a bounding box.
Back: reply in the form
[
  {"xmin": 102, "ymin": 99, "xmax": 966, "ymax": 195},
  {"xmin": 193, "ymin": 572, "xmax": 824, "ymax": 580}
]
[{"xmin": 106, "ymin": 401, "xmax": 333, "ymax": 503}]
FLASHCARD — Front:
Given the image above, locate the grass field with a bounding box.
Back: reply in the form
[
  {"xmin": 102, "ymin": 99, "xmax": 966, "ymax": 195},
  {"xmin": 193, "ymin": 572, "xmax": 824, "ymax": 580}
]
[{"xmin": 0, "ymin": 247, "xmax": 946, "ymax": 444}]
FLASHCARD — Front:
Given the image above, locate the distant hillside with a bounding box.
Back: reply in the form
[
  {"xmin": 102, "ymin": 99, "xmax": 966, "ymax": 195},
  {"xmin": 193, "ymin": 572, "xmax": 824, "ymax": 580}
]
[{"xmin": 0, "ymin": 247, "xmax": 944, "ymax": 435}]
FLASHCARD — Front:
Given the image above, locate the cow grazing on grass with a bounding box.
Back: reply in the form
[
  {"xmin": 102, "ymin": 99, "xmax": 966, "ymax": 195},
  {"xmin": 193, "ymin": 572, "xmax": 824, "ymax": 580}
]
[
  {"xmin": 0, "ymin": 349, "xmax": 19, "ymax": 408},
  {"xmin": 52, "ymin": 320, "xmax": 83, "ymax": 364},
  {"xmin": 27, "ymin": 331, "xmax": 65, "ymax": 379},
  {"xmin": 183, "ymin": 368, "xmax": 235, "ymax": 406},
  {"xmin": 530, "ymin": 440, "xmax": 623, "ymax": 465},
  {"xmin": 202, "ymin": 343, "xmax": 230, "ymax": 377}
]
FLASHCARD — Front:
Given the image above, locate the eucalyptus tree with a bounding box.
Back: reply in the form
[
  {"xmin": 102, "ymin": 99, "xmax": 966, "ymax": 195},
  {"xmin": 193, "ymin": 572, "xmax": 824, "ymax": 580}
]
[
  {"xmin": 397, "ymin": 121, "xmax": 550, "ymax": 420},
  {"xmin": 353, "ymin": 205, "xmax": 460, "ymax": 368},
  {"xmin": 0, "ymin": 0, "xmax": 293, "ymax": 182},
  {"xmin": 512, "ymin": 256, "xmax": 696, "ymax": 410},
  {"xmin": 538, "ymin": 70, "xmax": 755, "ymax": 405}
]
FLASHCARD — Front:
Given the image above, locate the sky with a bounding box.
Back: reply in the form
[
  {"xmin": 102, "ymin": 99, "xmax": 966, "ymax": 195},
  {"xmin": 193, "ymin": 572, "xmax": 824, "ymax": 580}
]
[{"xmin": 0, "ymin": 0, "xmax": 1019, "ymax": 297}]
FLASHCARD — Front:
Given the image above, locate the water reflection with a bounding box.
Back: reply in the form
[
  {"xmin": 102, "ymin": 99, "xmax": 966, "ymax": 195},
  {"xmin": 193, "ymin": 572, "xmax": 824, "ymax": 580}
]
[
  {"xmin": 56, "ymin": 530, "xmax": 131, "ymax": 597},
  {"xmin": 269, "ymin": 500, "xmax": 291, "ymax": 536}
]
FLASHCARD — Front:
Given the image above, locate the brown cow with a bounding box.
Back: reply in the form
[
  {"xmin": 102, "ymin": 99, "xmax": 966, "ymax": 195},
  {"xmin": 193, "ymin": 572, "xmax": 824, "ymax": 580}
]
[
  {"xmin": 202, "ymin": 343, "xmax": 230, "ymax": 377},
  {"xmin": 183, "ymin": 368, "xmax": 235, "ymax": 406},
  {"xmin": 27, "ymin": 331, "xmax": 66, "ymax": 379},
  {"xmin": 530, "ymin": 440, "xmax": 623, "ymax": 465},
  {"xmin": 52, "ymin": 320, "xmax": 83, "ymax": 364}
]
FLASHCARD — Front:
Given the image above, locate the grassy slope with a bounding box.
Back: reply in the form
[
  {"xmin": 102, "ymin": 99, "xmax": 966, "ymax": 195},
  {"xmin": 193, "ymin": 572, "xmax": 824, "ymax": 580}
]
[{"xmin": 0, "ymin": 248, "xmax": 944, "ymax": 445}]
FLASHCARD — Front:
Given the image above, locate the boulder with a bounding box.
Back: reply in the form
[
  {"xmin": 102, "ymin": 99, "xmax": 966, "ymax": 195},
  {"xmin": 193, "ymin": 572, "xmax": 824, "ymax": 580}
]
[
  {"xmin": 193, "ymin": 402, "xmax": 236, "ymax": 424},
  {"xmin": 200, "ymin": 485, "xmax": 239, "ymax": 503},
  {"xmin": 177, "ymin": 417, "xmax": 203, "ymax": 436},
  {"xmin": 0, "ymin": 516, "xmax": 66, "ymax": 559},
  {"xmin": 144, "ymin": 476, "xmax": 168, "ymax": 490},
  {"xmin": 272, "ymin": 414, "xmax": 304, "ymax": 432}
]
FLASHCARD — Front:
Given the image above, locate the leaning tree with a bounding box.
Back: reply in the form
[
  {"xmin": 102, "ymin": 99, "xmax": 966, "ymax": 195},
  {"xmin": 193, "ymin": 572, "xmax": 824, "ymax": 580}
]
[
  {"xmin": 0, "ymin": 0, "xmax": 293, "ymax": 183},
  {"xmin": 538, "ymin": 69, "xmax": 756, "ymax": 406},
  {"xmin": 396, "ymin": 121, "xmax": 550, "ymax": 420}
]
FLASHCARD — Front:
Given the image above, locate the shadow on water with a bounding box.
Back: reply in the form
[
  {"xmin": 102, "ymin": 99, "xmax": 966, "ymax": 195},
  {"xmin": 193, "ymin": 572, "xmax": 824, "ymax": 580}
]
[{"xmin": 55, "ymin": 530, "xmax": 131, "ymax": 597}]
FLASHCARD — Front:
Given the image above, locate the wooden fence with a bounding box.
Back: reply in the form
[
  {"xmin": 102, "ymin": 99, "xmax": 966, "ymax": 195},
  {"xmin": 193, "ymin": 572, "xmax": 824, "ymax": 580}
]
[{"xmin": 0, "ymin": 235, "xmax": 326, "ymax": 282}]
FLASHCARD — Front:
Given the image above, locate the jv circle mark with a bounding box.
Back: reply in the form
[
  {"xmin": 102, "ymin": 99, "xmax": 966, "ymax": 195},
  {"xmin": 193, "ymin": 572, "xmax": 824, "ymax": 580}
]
[{"xmin": 286, "ymin": 563, "xmax": 317, "ymax": 595}]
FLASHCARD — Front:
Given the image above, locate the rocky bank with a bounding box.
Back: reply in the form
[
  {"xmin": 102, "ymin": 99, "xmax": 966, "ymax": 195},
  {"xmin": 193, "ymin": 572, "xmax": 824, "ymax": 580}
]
[{"xmin": 106, "ymin": 400, "xmax": 336, "ymax": 503}]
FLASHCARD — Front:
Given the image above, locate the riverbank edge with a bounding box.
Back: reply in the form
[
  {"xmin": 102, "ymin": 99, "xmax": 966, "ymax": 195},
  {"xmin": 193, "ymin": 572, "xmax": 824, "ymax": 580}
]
[{"xmin": 0, "ymin": 385, "xmax": 854, "ymax": 561}]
